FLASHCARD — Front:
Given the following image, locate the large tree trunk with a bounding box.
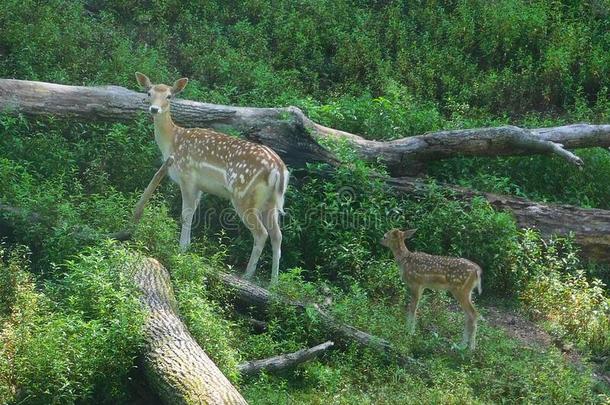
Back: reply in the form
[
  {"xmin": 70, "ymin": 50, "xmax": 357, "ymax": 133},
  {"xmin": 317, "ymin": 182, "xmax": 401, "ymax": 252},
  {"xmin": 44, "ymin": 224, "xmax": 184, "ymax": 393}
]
[
  {"xmin": 2, "ymin": 78, "xmax": 610, "ymax": 173},
  {"xmin": 388, "ymin": 177, "xmax": 610, "ymax": 262},
  {"xmin": 132, "ymin": 257, "xmax": 247, "ymax": 405}
]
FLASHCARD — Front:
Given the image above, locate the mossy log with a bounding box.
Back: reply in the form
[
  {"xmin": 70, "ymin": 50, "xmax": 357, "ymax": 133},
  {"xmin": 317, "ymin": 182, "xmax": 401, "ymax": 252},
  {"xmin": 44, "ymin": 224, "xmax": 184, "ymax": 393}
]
[{"xmin": 132, "ymin": 257, "xmax": 247, "ymax": 405}]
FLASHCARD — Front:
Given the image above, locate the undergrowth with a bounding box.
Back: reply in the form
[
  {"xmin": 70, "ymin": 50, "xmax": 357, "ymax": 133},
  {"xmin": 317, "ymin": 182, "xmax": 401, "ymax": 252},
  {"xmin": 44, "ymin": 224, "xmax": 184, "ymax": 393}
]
[{"xmin": 2, "ymin": 1, "xmax": 610, "ymax": 402}]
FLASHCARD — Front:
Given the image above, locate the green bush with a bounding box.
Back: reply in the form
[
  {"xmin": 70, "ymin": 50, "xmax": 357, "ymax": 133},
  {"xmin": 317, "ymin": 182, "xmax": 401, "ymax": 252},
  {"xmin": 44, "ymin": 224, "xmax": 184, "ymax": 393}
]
[
  {"xmin": 0, "ymin": 243, "xmax": 145, "ymax": 404},
  {"xmin": 522, "ymin": 267, "xmax": 610, "ymax": 355},
  {"xmin": 2, "ymin": 1, "xmax": 610, "ymax": 402}
]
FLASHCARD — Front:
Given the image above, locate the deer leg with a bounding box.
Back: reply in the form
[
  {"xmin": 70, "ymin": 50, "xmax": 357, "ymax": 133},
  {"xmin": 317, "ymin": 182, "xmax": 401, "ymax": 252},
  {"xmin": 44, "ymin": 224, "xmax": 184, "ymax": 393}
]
[
  {"xmin": 236, "ymin": 202, "xmax": 268, "ymax": 280},
  {"xmin": 179, "ymin": 184, "xmax": 201, "ymax": 251},
  {"xmin": 406, "ymin": 286, "xmax": 423, "ymax": 334},
  {"xmin": 262, "ymin": 208, "xmax": 282, "ymax": 285},
  {"xmin": 452, "ymin": 289, "xmax": 479, "ymax": 350}
]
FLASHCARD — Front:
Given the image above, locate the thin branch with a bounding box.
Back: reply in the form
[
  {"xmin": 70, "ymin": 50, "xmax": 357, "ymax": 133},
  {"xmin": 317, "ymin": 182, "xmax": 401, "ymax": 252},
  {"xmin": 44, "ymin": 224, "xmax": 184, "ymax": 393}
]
[{"xmin": 238, "ymin": 341, "xmax": 334, "ymax": 376}]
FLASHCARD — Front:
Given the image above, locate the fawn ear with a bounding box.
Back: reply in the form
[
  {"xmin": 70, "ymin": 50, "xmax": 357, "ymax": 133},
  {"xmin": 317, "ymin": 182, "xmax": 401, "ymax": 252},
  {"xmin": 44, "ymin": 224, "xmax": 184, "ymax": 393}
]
[
  {"xmin": 403, "ymin": 229, "xmax": 417, "ymax": 239},
  {"xmin": 135, "ymin": 72, "xmax": 152, "ymax": 90},
  {"xmin": 171, "ymin": 77, "xmax": 188, "ymax": 95}
]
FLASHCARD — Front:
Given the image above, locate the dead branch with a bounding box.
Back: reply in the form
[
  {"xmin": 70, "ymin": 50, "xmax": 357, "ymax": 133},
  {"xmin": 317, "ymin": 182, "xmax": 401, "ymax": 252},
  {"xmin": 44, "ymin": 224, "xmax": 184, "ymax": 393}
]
[
  {"xmin": 237, "ymin": 341, "xmax": 334, "ymax": 376},
  {"xmin": 215, "ymin": 272, "xmax": 419, "ymax": 367}
]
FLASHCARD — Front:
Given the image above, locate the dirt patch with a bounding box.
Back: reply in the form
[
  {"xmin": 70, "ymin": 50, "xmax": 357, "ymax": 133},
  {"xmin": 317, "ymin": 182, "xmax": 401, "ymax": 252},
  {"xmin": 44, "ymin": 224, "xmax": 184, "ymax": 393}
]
[{"xmin": 482, "ymin": 305, "xmax": 610, "ymax": 388}]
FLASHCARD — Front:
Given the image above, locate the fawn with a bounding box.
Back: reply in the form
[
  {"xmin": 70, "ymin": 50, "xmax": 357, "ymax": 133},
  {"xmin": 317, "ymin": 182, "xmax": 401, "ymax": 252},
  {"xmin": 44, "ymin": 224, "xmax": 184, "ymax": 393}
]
[
  {"xmin": 135, "ymin": 72, "xmax": 289, "ymax": 284},
  {"xmin": 380, "ymin": 228, "xmax": 482, "ymax": 350}
]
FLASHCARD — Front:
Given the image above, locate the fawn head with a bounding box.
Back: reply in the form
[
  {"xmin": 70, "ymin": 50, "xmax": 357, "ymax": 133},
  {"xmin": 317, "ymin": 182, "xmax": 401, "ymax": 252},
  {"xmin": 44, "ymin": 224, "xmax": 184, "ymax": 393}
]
[
  {"xmin": 380, "ymin": 228, "xmax": 417, "ymax": 250},
  {"xmin": 135, "ymin": 72, "xmax": 188, "ymax": 115}
]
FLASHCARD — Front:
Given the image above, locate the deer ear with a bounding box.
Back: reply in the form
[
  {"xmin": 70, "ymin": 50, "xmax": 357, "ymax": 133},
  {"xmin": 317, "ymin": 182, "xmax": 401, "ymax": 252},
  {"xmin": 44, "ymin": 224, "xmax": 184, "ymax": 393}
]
[
  {"xmin": 403, "ymin": 229, "xmax": 417, "ymax": 239},
  {"xmin": 171, "ymin": 77, "xmax": 188, "ymax": 95},
  {"xmin": 135, "ymin": 72, "xmax": 152, "ymax": 90}
]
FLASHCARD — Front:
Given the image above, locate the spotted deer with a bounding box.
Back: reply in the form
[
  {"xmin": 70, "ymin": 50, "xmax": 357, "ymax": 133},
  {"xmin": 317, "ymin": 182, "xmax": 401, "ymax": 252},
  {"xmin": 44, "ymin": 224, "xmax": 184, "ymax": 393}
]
[
  {"xmin": 380, "ymin": 228, "xmax": 482, "ymax": 350},
  {"xmin": 135, "ymin": 72, "xmax": 289, "ymax": 283}
]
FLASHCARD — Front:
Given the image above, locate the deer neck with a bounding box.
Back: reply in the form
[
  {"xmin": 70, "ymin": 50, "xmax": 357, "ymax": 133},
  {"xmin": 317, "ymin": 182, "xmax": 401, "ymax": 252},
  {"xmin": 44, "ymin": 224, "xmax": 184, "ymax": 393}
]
[
  {"xmin": 153, "ymin": 111, "xmax": 177, "ymax": 160},
  {"xmin": 392, "ymin": 241, "xmax": 410, "ymax": 261}
]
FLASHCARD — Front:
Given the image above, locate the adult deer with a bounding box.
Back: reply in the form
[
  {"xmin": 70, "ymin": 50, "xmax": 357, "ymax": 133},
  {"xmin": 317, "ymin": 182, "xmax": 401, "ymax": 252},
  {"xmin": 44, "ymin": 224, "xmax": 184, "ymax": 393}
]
[
  {"xmin": 380, "ymin": 228, "xmax": 482, "ymax": 350},
  {"xmin": 135, "ymin": 72, "xmax": 289, "ymax": 283}
]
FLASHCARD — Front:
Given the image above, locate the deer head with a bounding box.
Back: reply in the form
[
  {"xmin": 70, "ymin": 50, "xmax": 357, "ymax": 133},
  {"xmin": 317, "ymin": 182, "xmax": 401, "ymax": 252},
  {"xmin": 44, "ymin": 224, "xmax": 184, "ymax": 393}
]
[
  {"xmin": 380, "ymin": 228, "xmax": 417, "ymax": 249},
  {"xmin": 135, "ymin": 72, "xmax": 188, "ymax": 115}
]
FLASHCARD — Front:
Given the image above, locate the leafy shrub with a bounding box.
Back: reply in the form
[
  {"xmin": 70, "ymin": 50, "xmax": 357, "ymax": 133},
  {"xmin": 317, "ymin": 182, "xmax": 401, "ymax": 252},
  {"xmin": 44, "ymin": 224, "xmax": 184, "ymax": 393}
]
[
  {"xmin": 0, "ymin": 243, "xmax": 145, "ymax": 404},
  {"xmin": 521, "ymin": 268, "xmax": 610, "ymax": 355},
  {"xmin": 280, "ymin": 155, "xmax": 404, "ymax": 285},
  {"xmin": 429, "ymin": 148, "xmax": 610, "ymax": 210}
]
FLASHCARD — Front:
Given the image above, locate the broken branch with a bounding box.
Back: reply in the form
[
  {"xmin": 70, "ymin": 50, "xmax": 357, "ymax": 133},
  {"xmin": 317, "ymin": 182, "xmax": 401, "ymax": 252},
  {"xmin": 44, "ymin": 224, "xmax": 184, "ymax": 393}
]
[{"xmin": 238, "ymin": 341, "xmax": 334, "ymax": 376}]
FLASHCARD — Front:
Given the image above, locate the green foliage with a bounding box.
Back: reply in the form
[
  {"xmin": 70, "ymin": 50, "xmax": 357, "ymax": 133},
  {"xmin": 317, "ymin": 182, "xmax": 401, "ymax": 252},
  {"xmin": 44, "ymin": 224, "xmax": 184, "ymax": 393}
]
[
  {"xmin": 301, "ymin": 82, "xmax": 444, "ymax": 140},
  {"xmin": 2, "ymin": 1, "xmax": 610, "ymax": 402},
  {"xmin": 0, "ymin": 243, "xmax": 145, "ymax": 404},
  {"xmin": 522, "ymin": 267, "xmax": 610, "ymax": 355},
  {"xmin": 3, "ymin": 0, "xmax": 610, "ymax": 117},
  {"xmin": 280, "ymin": 161, "xmax": 403, "ymax": 285},
  {"xmin": 428, "ymin": 148, "xmax": 610, "ymax": 209}
]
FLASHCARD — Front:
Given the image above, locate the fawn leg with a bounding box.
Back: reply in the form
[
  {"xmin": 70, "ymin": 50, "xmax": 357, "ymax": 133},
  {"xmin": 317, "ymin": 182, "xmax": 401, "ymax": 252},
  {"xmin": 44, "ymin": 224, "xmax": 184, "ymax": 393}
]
[
  {"xmin": 234, "ymin": 198, "xmax": 268, "ymax": 280},
  {"xmin": 452, "ymin": 288, "xmax": 479, "ymax": 350},
  {"xmin": 407, "ymin": 286, "xmax": 423, "ymax": 334},
  {"xmin": 262, "ymin": 208, "xmax": 282, "ymax": 285}
]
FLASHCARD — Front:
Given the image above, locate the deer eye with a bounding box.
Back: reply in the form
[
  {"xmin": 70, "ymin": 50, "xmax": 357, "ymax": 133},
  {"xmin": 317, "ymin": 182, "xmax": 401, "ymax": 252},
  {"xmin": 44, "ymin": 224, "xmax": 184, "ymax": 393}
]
[
  {"xmin": 147, "ymin": 91, "xmax": 151, "ymax": 97},
  {"xmin": 167, "ymin": 95, "xmax": 172, "ymax": 99}
]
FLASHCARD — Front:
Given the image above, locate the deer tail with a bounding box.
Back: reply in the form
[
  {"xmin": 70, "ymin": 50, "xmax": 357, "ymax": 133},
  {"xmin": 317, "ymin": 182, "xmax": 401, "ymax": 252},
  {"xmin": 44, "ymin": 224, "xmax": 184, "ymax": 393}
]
[{"xmin": 268, "ymin": 168, "xmax": 289, "ymax": 215}]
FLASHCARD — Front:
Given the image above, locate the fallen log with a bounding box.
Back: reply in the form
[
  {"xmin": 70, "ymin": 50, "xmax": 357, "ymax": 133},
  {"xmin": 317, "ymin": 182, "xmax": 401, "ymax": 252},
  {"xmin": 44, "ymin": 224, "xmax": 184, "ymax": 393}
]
[
  {"xmin": 238, "ymin": 341, "xmax": 334, "ymax": 376},
  {"xmin": 133, "ymin": 257, "xmax": 247, "ymax": 405},
  {"xmin": 0, "ymin": 79, "xmax": 338, "ymax": 170},
  {"xmin": 215, "ymin": 272, "xmax": 419, "ymax": 367},
  {"xmin": 2, "ymin": 79, "xmax": 610, "ymax": 174},
  {"xmin": 388, "ymin": 177, "xmax": 610, "ymax": 262}
]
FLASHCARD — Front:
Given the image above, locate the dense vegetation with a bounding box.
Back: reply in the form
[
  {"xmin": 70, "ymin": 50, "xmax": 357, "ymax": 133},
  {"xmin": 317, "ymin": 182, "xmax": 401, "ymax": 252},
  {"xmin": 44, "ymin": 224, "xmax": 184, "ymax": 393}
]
[{"xmin": 1, "ymin": 0, "xmax": 610, "ymax": 403}]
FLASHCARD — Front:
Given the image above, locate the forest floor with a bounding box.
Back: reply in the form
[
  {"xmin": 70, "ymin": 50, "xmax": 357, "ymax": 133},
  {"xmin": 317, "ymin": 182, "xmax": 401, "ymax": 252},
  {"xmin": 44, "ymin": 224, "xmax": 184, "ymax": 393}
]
[{"xmin": 481, "ymin": 305, "xmax": 610, "ymax": 388}]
